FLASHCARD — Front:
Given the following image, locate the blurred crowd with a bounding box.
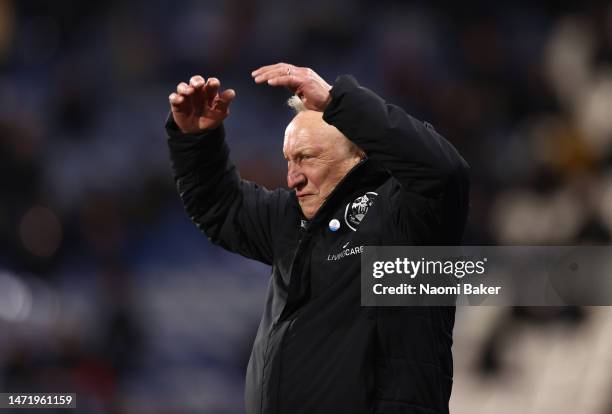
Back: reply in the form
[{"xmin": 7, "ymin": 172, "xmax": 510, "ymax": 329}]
[{"xmin": 1, "ymin": 0, "xmax": 612, "ymax": 413}]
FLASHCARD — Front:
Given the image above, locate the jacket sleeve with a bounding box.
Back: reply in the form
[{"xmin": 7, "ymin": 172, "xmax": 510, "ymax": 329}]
[
  {"xmin": 166, "ymin": 115, "xmax": 285, "ymax": 265},
  {"xmin": 323, "ymin": 75, "xmax": 470, "ymax": 242}
]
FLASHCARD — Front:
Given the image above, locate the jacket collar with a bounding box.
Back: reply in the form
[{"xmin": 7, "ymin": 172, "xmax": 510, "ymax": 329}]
[{"xmin": 292, "ymin": 158, "xmax": 389, "ymax": 231}]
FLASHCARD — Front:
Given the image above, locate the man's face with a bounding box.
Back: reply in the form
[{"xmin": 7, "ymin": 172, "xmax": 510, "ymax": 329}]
[{"xmin": 283, "ymin": 111, "xmax": 362, "ymax": 219}]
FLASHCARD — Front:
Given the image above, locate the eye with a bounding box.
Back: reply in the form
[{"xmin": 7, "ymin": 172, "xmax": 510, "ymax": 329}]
[{"xmin": 290, "ymin": 154, "xmax": 314, "ymax": 163}]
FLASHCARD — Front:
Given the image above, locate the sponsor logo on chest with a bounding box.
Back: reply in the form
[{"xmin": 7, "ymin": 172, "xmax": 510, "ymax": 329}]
[{"xmin": 327, "ymin": 245, "xmax": 364, "ymax": 261}]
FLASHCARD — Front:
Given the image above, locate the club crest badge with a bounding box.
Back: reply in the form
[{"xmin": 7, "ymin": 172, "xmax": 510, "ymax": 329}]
[{"xmin": 344, "ymin": 192, "xmax": 378, "ymax": 231}]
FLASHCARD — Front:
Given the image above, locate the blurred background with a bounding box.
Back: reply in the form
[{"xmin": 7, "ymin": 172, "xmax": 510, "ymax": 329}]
[{"xmin": 1, "ymin": 0, "xmax": 612, "ymax": 413}]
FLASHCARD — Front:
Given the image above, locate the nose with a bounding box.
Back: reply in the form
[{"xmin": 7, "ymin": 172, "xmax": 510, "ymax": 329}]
[{"xmin": 287, "ymin": 164, "xmax": 306, "ymax": 190}]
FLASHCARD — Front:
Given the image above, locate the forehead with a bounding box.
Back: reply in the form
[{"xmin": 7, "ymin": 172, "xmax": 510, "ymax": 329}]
[{"xmin": 283, "ymin": 112, "xmax": 329, "ymax": 154}]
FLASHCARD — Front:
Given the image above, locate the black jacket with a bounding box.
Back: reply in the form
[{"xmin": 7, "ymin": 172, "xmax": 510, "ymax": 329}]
[{"xmin": 166, "ymin": 75, "xmax": 470, "ymax": 414}]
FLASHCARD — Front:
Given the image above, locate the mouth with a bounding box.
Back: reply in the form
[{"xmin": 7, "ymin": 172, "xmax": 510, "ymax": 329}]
[{"xmin": 296, "ymin": 193, "xmax": 314, "ymax": 199}]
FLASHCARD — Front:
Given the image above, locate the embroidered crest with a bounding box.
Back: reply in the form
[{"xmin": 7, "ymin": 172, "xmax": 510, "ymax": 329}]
[{"xmin": 344, "ymin": 192, "xmax": 378, "ymax": 231}]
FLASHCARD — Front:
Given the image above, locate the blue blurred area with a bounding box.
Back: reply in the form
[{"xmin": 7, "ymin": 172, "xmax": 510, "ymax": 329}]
[{"xmin": 1, "ymin": 0, "xmax": 612, "ymax": 413}]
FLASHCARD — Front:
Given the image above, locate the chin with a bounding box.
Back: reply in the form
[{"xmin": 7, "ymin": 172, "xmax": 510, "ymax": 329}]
[
  {"xmin": 302, "ymin": 210, "xmax": 315, "ymax": 220},
  {"xmin": 299, "ymin": 203, "xmax": 316, "ymax": 219}
]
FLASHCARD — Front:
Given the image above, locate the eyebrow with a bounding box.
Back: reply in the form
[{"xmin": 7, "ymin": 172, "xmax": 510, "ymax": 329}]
[{"xmin": 284, "ymin": 145, "xmax": 315, "ymax": 160}]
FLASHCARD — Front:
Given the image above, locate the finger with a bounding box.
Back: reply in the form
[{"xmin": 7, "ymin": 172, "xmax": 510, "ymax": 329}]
[
  {"xmin": 253, "ymin": 66, "xmax": 289, "ymax": 83},
  {"xmin": 214, "ymin": 89, "xmax": 236, "ymax": 112},
  {"xmin": 176, "ymin": 82, "xmax": 195, "ymax": 113},
  {"xmin": 169, "ymin": 92, "xmax": 183, "ymax": 106},
  {"xmin": 205, "ymin": 77, "xmax": 220, "ymax": 107},
  {"xmin": 189, "ymin": 75, "xmax": 205, "ymax": 89},
  {"xmin": 189, "ymin": 76, "xmax": 206, "ymax": 115},
  {"xmin": 169, "ymin": 92, "xmax": 188, "ymax": 113},
  {"xmin": 177, "ymin": 82, "xmax": 195, "ymax": 96},
  {"xmin": 251, "ymin": 62, "xmax": 287, "ymax": 77},
  {"xmin": 267, "ymin": 75, "xmax": 302, "ymax": 89},
  {"xmin": 253, "ymin": 65, "xmax": 301, "ymax": 83}
]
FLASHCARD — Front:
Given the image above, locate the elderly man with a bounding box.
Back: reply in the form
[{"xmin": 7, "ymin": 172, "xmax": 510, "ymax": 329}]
[{"xmin": 166, "ymin": 63, "xmax": 469, "ymax": 414}]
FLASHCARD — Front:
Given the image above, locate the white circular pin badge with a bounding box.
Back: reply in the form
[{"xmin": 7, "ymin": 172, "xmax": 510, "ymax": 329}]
[{"xmin": 329, "ymin": 219, "xmax": 341, "ymax": 232}]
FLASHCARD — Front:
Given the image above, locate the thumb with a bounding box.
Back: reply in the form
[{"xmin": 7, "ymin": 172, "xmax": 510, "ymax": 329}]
[{"xmin": 215, "ymin": 89, "xmax": 236, "ymax": 112}]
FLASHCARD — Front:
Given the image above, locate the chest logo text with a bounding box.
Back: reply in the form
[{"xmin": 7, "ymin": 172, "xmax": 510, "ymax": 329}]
[{"xmin": 327, "ymin": 245, "xmax": 364, "ymax": 261}]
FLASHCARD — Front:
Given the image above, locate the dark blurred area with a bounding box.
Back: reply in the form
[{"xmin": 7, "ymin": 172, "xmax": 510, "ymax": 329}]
[{"xmin": 1, "ymin": 0, "xmax": 612, "ymax": 413}]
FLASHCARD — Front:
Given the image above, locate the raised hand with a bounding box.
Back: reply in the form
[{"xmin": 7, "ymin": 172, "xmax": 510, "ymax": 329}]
[
  {"xmin": 169, "ymin": 75, "xmax": 236, "ymax": 134},
  {"xmin": 252, "ymin": 63, "xmax": 332, "ymax": 112}
]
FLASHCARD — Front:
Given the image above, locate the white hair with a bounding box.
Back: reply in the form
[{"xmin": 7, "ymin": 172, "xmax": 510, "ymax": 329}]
[{"xmin": 287, "ymin": 95, "xmax": 306, "ymax": 113}]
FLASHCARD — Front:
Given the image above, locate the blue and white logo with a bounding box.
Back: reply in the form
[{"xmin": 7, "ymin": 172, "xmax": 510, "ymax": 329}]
[{"xmin": 329, "ymin": 219, "xmax": 341, "ymax": 232}]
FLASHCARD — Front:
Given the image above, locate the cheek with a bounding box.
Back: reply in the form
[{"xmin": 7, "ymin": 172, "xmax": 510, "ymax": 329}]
[
  {"xmin": 320, "ymin": 166, "xmax": 342, "ymax": 192},
  {"xmin": 302, "ymin": 165, "xmax": 324, "ymax": 189},
  {"xmin": 303, "ymin": 162, "xmax": 338, "ymax": 195}
]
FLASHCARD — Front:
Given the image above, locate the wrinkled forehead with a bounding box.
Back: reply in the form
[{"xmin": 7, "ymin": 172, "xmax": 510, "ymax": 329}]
[{"xmin": 283, "ymin": 111, "xmax": 331, "ymax": 155}]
